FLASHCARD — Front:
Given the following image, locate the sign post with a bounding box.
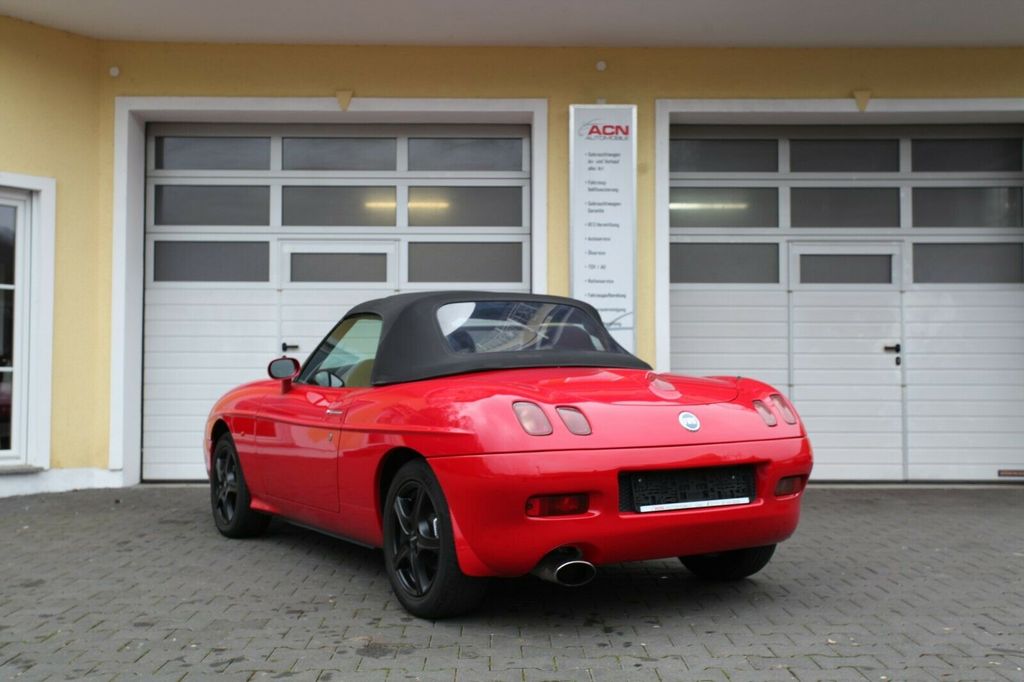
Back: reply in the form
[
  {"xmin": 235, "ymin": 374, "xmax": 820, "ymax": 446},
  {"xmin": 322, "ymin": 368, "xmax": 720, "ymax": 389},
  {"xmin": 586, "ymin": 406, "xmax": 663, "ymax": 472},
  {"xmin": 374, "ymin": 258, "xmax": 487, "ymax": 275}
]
[{"xmin": 569, "ymin": 104, "xmax": 637, "ymax": 352}]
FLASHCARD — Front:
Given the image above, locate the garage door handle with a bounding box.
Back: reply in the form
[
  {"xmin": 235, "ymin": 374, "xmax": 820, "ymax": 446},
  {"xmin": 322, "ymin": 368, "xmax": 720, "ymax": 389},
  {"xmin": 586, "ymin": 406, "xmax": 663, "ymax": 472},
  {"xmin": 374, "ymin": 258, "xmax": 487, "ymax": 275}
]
[
  {"xmin": 883, "ymin": 343, "xmax": 901, "ymax": 353},
  {"xmin": 282, "ymin": 342, "xmax": 299, "ymax": 352}
]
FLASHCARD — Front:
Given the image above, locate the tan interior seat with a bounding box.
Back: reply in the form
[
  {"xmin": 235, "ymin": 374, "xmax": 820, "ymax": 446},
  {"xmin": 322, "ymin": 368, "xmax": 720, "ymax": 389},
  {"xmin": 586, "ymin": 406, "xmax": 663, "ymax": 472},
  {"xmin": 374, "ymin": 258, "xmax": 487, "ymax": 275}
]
[{"xmin": 343, "ymin": 358, "xmax": 375, "ymax": 387}]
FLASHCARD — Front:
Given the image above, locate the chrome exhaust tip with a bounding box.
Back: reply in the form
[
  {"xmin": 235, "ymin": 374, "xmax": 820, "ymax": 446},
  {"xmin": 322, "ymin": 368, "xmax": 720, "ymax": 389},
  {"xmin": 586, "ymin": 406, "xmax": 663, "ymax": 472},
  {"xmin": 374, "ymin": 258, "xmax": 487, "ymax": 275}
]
[{"xmin": 531, "ymin": 548, "xmax": 597, "ymax": 587}]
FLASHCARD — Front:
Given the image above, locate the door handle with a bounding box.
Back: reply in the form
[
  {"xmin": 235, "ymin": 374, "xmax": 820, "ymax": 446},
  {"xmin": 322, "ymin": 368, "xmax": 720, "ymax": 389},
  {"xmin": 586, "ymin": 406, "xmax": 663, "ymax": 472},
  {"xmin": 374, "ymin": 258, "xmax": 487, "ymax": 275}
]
[
  {"xmin": 281, "ymin": 342, "xmax": 299, "ymax": 352},
  {"xmin": 883, "ymin": 343, "xmax": 901, "ymax": 353}
]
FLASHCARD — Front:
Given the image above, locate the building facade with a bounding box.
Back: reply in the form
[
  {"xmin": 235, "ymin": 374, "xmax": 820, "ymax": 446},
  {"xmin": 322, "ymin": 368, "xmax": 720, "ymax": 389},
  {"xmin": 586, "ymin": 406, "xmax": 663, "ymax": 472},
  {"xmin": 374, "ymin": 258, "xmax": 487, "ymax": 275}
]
[{"xmin": 1, "ymin": 13, "xmax": 1022, "ymax": 494}]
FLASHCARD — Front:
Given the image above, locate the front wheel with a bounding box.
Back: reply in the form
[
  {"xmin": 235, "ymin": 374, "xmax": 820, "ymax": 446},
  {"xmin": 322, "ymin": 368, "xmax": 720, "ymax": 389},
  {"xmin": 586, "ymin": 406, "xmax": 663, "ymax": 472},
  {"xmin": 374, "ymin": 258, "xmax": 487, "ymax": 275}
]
[
  {"xmin": 210, "ymin": 434, "xmax": 270, "ymax": 538},
  {"xmin": 383, "ymin": 460, "xmax": 488, "ymax": 618},
  {"xmin": 680, "ymin": 544, "xmax": 776, "ymax": 581}
]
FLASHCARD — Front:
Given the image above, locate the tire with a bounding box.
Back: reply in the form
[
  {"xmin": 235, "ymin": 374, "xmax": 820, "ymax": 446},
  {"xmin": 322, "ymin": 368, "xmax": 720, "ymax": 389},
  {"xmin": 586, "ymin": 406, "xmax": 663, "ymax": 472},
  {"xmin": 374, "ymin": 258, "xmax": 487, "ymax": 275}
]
[
  {"xmin": 210, "ymin": 434, "xmax": 270, "ymax": 538},
  {"xmin": 680, "ymin": 544, "xmax": 776, "ymax": 581},
  {"xmin": 382, "ymin": 459, "xmax": 488, "ymax": 618}
]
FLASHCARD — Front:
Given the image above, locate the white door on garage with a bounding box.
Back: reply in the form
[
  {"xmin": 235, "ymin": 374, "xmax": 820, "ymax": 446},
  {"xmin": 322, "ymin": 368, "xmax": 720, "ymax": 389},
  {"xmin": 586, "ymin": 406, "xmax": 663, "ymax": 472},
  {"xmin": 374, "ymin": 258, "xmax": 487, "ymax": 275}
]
[
  {"xmin": 143, "ymin": 124, "xmax": 532, "ymax": 480},
  {"xmin": 278, "ymin": 241, "xmax": 398, "ymax": 358},
  {"xmin": 788, "ymin": 242, "xmax": 905, "ymax": 480}
]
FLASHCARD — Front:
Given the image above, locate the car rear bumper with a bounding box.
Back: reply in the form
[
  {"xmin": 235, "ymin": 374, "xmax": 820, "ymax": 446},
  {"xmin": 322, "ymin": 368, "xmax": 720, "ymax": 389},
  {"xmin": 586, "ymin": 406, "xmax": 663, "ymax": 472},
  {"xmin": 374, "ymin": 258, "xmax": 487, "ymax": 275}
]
[{"xmin": 429, "ymin": 436, "xmax": 813, "ymax": 577}]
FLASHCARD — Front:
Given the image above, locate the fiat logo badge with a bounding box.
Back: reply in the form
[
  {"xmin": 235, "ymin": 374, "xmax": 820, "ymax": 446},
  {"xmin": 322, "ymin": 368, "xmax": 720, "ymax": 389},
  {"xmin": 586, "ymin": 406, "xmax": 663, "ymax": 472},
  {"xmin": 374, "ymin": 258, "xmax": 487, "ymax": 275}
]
[{"xmin": 678, "ymin": 412, "xmax": 701, "ymax": 432}]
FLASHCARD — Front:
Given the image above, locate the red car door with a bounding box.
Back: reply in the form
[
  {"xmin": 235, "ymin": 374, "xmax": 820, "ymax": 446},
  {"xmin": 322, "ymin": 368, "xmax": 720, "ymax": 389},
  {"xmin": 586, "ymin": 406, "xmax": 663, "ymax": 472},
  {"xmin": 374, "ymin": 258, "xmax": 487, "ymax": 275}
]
[
  {"xmin": 255, "ymin": 314, "xmax": 383, "ymax": 515},
  {"xmin": 256, "ymin": 384, "xmax": 346, "ymax": 512}
]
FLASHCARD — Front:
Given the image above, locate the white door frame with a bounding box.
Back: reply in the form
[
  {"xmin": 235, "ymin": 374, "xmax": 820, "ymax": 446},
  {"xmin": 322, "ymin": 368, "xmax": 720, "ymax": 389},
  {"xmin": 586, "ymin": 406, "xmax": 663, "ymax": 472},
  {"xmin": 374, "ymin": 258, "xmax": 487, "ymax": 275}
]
[
  {"xmin": 0, "ymin": 173, "xmax": 56, "ymax": 473},
  {"xmin": 654, "ymin": 97, "xmax": 1024, "ymax": 371},
  {"xmin": 110, "ymin": 97, "xmax": 549, "ymax": 485}
]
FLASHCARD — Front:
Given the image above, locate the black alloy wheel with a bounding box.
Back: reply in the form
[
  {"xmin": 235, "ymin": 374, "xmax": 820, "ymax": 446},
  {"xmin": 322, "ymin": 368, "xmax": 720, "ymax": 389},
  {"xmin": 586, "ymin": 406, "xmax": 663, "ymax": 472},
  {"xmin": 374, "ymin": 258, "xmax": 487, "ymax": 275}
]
[
  {"xmin": 388, "ymin": 479, "xmax": 442, "ymax": 597},
  {"xmin": 212, "ymin": 444, "xmax": 240, "ymax": 525},
  {"xmin": 210, "ymin": 434, "xmax": 269, "ymax": 538},
  {"xmin": 382, "ymin": 460, "xmax": 488, "ymax": 618}
]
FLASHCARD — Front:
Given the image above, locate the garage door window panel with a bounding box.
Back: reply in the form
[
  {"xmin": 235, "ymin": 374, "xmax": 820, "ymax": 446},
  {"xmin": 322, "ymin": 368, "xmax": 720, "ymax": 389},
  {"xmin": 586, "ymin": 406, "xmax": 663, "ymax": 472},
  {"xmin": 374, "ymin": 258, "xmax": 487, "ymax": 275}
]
[
  {"xmin": 408, "ymin": 242, "xmax": 523, "ymax": 283},
  {"xmin": 913, "ymin": 138, "xmax": 1023, "ymax": 173},
  {"xmin": 669, "ymin": 139, "xmax": 778, "ymax": 173},
  {"xmin": 669, "ymin": 187, "xmax": 778, "ymax": 228},
  {"xmin": 153, "ymin": 241, "xmax": 270, "ymax": 282},
  {"xmin": 290, "ymin": 252, "xmax": 389, "ymax": 283},
  {"xmin": 670, "ymin": 242, "xmax": 780, "ymax": 284},
  {"xmin": 791, "ymin": 188, "xmax": 901, "ymax": 228},
  {"xmin": 408, "ymin": 138, "xmax": 523, "ymax": 172},
  {"xmin": 912, "ymin": 187, "xmax": 1023, "ymax": 228},
  {"xmin": 408, "ymin": 186, "xmax": 522, "ymax": 227},
  {"xmin": 282, "ymin": 138, "xmax": 397, "ymax": 171},
  {"xmin": 282, "ymin": 186, "xmax": 397, "ymax": 227},
  {"xmin": 913, "ymin": 243, "xmax": 1024, "ymax": 283},
  {"xmin": 790, "ymin": 139, "xmax": 899, "ymax": 173},
  {"xmin": 155, "ymin": 137, "xmax": 270, "ymax": 171},
  {"xmin": 799, "ymin": 254, "xmax": 893, "ymax": 284},
  {"xmin": 154, "ymin": 185, "xmax": 270, "ymax": 226}
]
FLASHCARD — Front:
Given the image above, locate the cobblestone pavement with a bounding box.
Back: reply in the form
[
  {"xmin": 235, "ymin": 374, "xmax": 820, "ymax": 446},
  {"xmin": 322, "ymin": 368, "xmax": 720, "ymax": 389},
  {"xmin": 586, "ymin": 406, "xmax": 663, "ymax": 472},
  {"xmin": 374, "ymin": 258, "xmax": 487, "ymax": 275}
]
[{"xmin": 0, "ymin": 485, "xmax": 1022, "ymax": 681}]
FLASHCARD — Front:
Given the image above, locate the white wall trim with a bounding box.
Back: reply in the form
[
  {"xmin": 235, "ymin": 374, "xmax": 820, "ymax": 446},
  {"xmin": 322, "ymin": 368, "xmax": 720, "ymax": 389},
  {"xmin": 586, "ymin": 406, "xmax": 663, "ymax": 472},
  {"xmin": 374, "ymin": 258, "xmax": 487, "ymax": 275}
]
[
  {"xmin": 653, "ymin": 97, "xmax": 1024, "ymax": 372},
  {"xmin": 0, "ymin": 172, "xmax": 56, "ymax": 472},
  {"xmin": 0, "ymin": 467, "xmax": 124, "ymax": 498},
  {"xmin": 110, "ymin": 96, "xmax": 548, "ymax": 485}
]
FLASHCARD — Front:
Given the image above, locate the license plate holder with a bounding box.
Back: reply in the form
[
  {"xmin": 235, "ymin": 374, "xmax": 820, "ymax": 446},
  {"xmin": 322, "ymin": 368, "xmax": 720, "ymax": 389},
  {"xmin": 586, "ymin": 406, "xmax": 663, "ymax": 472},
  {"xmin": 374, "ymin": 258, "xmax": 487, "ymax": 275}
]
[{"xmin": 622, "ymin": 465, "xmax": 755, "ymax": 513}]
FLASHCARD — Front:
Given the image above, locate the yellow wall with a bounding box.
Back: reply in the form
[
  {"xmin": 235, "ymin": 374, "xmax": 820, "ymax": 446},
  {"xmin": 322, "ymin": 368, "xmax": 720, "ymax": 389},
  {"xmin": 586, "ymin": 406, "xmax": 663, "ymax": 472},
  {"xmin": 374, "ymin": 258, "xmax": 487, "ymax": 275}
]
[
  {"xmin": 0, "ymin": 18, "xmax": 103, "ymax": 468},
  {"xmin": 4, "ymin": 14, "xmax": 1024, "ymax": 469}
]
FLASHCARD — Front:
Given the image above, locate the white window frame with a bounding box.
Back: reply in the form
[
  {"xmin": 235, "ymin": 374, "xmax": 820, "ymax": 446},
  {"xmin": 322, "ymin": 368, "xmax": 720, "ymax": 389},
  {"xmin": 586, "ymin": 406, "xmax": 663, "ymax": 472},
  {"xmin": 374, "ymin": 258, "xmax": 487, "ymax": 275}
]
[
  {"xmin": 110, "ymin": 97, "xmax": 548, "ymax": 485},
  {"xmin": 789, "ymin": 241, "xmax": 903, "ymax": 291},
  {"xmin": 399, "ymin": 234, "xmax": 531, "ymax": 291},
  {"xmin": 0, "ymin": 173, "xmax": 55, "ymax": 472},
  {"xmin": 280, "ymin": 240, "xmax": 399, "ymax": 290},
  {"xmin": 655, "ymin": 98, "xmax": 1024, "ymax": 371},
  {"xmin": 668, "ymin": 235, "xmax": 786, "ymax": 292},
  {"xmin": 144, "ymin": 234, "xmax": 278, "ymax": 289}
]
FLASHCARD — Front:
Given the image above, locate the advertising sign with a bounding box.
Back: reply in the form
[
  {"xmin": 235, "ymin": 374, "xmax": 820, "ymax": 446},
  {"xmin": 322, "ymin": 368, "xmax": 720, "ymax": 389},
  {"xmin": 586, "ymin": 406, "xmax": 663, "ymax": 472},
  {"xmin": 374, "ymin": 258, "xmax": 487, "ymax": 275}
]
[{"xmin": 569, "ymin": 104, "xmax": 637, "ymax": 352}]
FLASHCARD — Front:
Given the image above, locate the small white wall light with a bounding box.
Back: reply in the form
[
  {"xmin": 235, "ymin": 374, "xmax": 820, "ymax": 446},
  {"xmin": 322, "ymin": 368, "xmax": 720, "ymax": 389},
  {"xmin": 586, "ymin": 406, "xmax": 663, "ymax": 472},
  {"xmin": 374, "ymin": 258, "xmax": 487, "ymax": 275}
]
[
  {"xmin": 109, "ymin": 66, "xmax": 121, "ymax": 78},
  {"xmin": 595, "ymin": 60, "xmax": 607, "ymax": 72}
]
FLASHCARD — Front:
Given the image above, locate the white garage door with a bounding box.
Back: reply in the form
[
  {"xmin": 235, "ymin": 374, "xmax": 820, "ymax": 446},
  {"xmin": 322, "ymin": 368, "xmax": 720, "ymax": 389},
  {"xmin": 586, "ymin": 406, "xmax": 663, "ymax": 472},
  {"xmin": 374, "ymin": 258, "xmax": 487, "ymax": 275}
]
[
  {"xmin": 669, "ymin": 125, "xmax": 1024, "ymax": 481},
  {"xmin": 144, "ymin": 124, "xmax": 531, "ymax": 480}
]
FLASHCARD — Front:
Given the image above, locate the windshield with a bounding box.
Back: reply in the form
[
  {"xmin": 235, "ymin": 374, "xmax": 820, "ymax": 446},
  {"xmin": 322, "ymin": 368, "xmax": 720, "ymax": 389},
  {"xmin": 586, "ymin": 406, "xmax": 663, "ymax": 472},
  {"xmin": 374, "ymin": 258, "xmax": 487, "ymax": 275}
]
[{"xmin": 436, "ymin": 301, "xmax": 608, "ymax": 354}]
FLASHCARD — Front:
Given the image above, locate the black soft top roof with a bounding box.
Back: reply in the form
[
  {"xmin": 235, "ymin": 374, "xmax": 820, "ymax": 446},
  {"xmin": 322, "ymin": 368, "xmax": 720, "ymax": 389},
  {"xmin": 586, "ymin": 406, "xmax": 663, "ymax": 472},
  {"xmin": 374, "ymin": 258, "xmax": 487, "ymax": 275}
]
[{"xmin": 343, "ymin": 291, "xmax": 650, "ymax": 385}]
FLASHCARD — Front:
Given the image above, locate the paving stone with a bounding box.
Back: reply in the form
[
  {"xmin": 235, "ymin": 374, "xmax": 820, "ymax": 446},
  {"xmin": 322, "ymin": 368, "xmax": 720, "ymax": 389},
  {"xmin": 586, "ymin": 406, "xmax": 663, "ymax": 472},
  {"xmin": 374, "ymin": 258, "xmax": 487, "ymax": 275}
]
[{"xmin": 0, "ymin": 486, "xmax": 1021, "ymax": 681}]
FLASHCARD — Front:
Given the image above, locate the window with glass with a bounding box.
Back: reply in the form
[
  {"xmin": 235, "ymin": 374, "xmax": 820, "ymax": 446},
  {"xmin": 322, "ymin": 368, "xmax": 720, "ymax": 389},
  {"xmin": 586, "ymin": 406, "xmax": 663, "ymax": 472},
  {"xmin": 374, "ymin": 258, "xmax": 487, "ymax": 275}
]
[
  {"xmin": 436, "ymin": 301, "xmax": 607, "ymax": 354},
  {"xmin": 0, "ymin": 203, "xmax": 15, "ymax": 451},
  {"xmin": 299, "ymin": 315, "xmax": 383, "ymax": 388},
  {"xmin": 669, "ymin": 125, "xmax": 1024, "ymax": 233}
]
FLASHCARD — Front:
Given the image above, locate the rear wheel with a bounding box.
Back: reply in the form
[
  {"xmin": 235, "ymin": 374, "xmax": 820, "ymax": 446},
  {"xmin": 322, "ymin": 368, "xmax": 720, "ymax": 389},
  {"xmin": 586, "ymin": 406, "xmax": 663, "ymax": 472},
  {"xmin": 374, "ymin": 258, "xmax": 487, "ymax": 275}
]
[
  {"xmin": 210, "ymin": 434, "xmax": 270, "ymax": 538},
  {"xmin": 383, "ymin": 460, "xmax": 488, "ymax": 618},
  {"xmin": 680, "ymin": 544, "xmax": 776, "ymax": 581}
]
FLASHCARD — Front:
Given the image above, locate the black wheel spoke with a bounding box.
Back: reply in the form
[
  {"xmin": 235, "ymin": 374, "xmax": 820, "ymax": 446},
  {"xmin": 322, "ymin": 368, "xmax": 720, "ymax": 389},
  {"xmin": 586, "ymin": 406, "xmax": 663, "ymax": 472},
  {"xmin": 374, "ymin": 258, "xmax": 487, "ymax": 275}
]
[
  {"xmin": 393, "ymin": 543, "xmax": 411, "ymax": 568},
  {"xmin": 407, "ymin": 549, "xmax": 426, "ymax": 596},
  {"xmin": 393, "ymin": 497, "xmax": 413, "ymax": 536},
  {"xmin": 411, "ymin": 485, "xmax": 426, "ymax": 523}
]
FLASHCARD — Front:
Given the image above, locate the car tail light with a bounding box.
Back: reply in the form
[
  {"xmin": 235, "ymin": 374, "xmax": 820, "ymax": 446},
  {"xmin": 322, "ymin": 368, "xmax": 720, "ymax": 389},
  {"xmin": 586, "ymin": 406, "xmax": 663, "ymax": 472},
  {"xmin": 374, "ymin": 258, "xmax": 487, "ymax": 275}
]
[
  {"xmin": 525, "ymin": 493, "xmax": 589, "ymax": 517},
  {"xmin": 556, "ymin": 407, "xmax": 592, "ymax": 435},
  {"xmin": 770, "ymin": 394, "xmax": 798, "ymax": 424},
  {"xmin": 752, "ymin": 400, "xmax": 777, "ymax": 426},
  {"xmin": 512, "ymin": 401, "xmax": 553, "ymax": 436},
  {"xmin": 775, "ymin": 475, "xmax": 807, "ymax": 496}
]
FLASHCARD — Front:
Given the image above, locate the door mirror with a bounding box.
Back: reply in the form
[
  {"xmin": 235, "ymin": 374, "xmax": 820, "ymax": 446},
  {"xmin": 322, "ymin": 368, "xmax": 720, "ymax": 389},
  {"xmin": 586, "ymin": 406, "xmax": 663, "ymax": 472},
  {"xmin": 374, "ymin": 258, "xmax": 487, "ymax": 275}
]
[{"xmin": 268, "ymin": 357, "xmax": 301, "ymax": 380}]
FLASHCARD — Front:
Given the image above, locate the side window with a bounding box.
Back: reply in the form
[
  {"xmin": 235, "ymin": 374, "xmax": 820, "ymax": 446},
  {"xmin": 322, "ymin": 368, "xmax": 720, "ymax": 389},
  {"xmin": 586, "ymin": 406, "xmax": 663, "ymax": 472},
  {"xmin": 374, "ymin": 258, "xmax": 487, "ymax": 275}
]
[{"xmin": 298, "ymin": 315, "xmax": 383, "ymax": 388}]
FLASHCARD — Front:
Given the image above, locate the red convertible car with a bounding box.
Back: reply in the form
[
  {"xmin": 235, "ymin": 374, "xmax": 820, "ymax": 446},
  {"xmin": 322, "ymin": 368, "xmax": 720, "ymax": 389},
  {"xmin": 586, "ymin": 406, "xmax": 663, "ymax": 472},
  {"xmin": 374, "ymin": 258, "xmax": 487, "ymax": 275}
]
[{"xmin": 206, "ymin": 291, "xmax": 813, "ymax": 618}]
